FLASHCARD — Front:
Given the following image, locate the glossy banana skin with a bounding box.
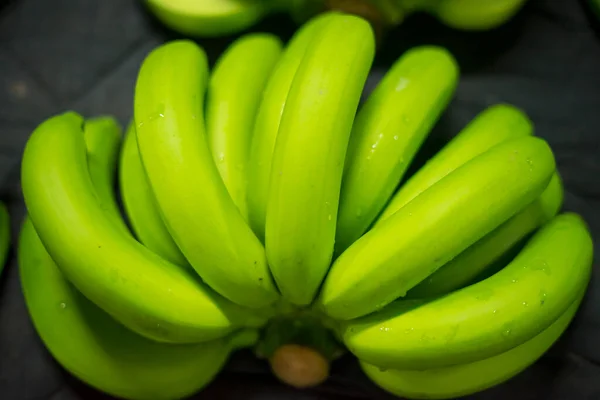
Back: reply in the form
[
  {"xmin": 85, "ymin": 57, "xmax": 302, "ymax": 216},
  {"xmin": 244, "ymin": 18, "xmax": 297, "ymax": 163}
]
[
  {"xmin": 247, "ymin": 12, "xmax": 336, "ymax": 242},
  {"xmin": 342, "ymin": 212, "xmax": 593, "ymax": 370},
  {"xmin": 21, "ymin": 112, "xmax": 266, "ymax": 344},
  {"xmin": 422, "ymin": 0, "xmax": 530, "ymax": 30},
  {"xmin": 144, "ymin": 0, "xmax": 271, "ymax": 37},
  {"xmin": 376, "ymin": 103, "xmax": 534, "ymax": 224},
  {"xmin": 265, "ymin": 13, "xmax": 376, "ymax": 305},
  {"xmin": 407, "ymin": 172, "xmax": 563, "ymax": 298},
  {"xmin": 207, "ymin": 33, "xmax": 283, "ymax": 220},
  {"xmin": 119, "ymin": 121, "xmax": 189, "ymax": 268},
  {"xmin": 19, "ymin": 122, "xmax": 257, "ymax": 399},
  {"xmin": 334, "ymin": 45, "xmax": 459, "ymax": 255},
  {"xmin": 360, "ymin": 294, "xmax": 583, "ymax": 400},
  {"xmin": 134, "ymin": 40, "xmax": 279, "ymax": 309},
  {"xmin": 319, "ymin": 136, "xmax": 556, "ymax": 320}
]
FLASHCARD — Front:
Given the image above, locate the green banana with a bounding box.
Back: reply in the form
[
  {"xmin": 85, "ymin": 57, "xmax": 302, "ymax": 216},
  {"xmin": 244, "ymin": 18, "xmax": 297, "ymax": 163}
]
[
  {"xmin": 335, "ymin": 45, "xmax": 459, "ymax": 254},
  {"xmin": 207, "ymin": 33, "xmax": 283, "ymax": 220},
  {"xmin": 0, "ymin": 201, "xmax": 9, "ymax": 275},
  {"xmin": 265, "ymin": 13, "xmax": 376, "ymax": 305},
  {"xmin": 119, "ymin": 121, "xmax": 189, "ymax": 267},
  {"xmin": 360, "ymin": 294, "xmax": 583, "ymax": 400},
  {"xmin": 319, "ymin": 135, "xmax": 556, "ymax": 320},
  {"xmin": 247, "ymin": 12, "xmax": 337, "ymax": 242},
  {"xmin": 423, "ymin": 0, "xmax": 529, "ymax": 31},
  {"xmin": 134, "ymin": 40, "xmax": 279, "ymax": 309},
  {"xmin": 19, "ymin": 119, "xmax": 258, "ymax": 399},
  {"xmin": 341, "ymin": 212, "xmax": 593, "ymax": 370},
  {"xmin": 144, "ymin": 0, "xmax": 271, "ymax": 37},
  {"xmin": 407, "ymin": 172, "xmax": 564, "ymax": 298},
  {"xmin": 376, "ymin": 104, "xmax": 534, "ymax": 224},
  {"xmin": 21, "ymin": 112, "xmax": 266, "ymax": 344}
]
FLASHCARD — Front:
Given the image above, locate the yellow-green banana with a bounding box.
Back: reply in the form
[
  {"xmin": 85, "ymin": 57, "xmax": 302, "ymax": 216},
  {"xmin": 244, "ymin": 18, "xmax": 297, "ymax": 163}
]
[
  {"xmin": 360, "ymin": 294, "xmax": 583, "ymax": 400},
  {"xmin": 144, "ymin": 0, "xmax": 271, "ymax": 37},
  {"xmin": 407, "ymin": 172, "xmax": 564, "ymax": 298},
  {"xmin": 19, "ymin": 216, "xmax": 258, "ymax": 400},
  {"xmin": 206, "ymin": 33, "xmax": 283, "ymax": 220},
  {"xmin": 335, "ymin": 45, "xmax": 459, "ymax": 254},
  {"xmin": 376, "ymin": 104, "xmax": 534, "ymax": 224},
  {"xmin": 119, "ymin": 121, "xmax": 189, "ymax": 267},
  {"xmin": 265, "ymin": 13, "xmax": 376, "ymax": 305},
  {"xmin": 423, "ymin": 0, "xmax": 529, "ymax": 31},
  {"xmin": 247, "ymin": 12, "xmax": 336, "ymax": 242},
  {"xmin": 319, "ymin": 135, "xmax": 556, "ymax": 320},
  {"xmin": 134, "ymin": 40, "xmax": 279, "ymax": 309},
  {"xmin": 341, "ymin": 212, "xmax": 593, "ymax": 370},
  {"xmin": 21, "ymin": 112, "xmax": 266, "ymax": 344}
]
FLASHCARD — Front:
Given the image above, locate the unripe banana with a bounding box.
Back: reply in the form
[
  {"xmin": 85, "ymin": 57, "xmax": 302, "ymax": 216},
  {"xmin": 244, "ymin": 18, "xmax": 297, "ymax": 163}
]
[
  {"xmin": 19, "ymin": 216, "xmax": 258, "ymax": 400},
  {"xmin": 144, "ymin": 0, "xmax": 271, "ymax": 37},
  {"xmin": 376, "ymin": 104, "xmax": 534, "ymax": 225},
  {"xmin": 134, "ymin": 40, "xmax": 279, "ymax": 309},
  {"xmin": 335, "ymin": 45, "xmax": 459, "ymax": 254},
  {"xmin": 407, "ymin": 172, "xmax": 564, "ymax": 298},
  {"xmin": 21, "ymin": 112, "xmax": 266, "ymax": 344},
  {"xmin": 265, "ymin": 13, "xmax": 376, "ymax": 305},
  {"xmin": 247, "ymin": 12, "xmax": 337, "ymax": 242},
  {"xmin": 206, "ymin": 33, "xmax": 283, "ymax": 220},
  {"xmin": 426, "ymin": 0, "xmax": 529, "ymax": 30},
  {"xmin": 119, "ymin": 121, "xmax": 189, "ymax": 267},
  {"xmin": 341, "ymin": 212, "xmax": 593, "ymax": 370},
  {"xmin": 360, "ymin": 294, "xmax": 583, "ymax": 400},
  {"xmin": 319, "ymin": 135, "xmax": 556, "ymax": 320}
]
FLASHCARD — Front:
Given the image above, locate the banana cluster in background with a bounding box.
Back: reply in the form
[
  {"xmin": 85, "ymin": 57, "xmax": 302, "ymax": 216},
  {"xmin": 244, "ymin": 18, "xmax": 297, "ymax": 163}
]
[
  {"xmin": 142, "ymin": 0, "xmax": 531, "ymax": 39},
  {"xmin": 17, "ymin": 11, "xmax": 594, "ymax": 400}
]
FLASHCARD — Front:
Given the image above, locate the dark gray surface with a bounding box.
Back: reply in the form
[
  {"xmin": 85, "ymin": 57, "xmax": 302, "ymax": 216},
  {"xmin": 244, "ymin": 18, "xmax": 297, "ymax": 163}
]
[{"xmin": 0, "ymin": 0, "xmax": 599, "ymax": 399}]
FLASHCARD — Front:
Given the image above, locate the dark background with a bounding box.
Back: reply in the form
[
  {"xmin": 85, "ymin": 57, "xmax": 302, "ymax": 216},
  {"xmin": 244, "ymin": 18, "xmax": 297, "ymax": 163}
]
[{"xmin": 0, "ymin": 0, "xmax": 599, "ymax": 399}]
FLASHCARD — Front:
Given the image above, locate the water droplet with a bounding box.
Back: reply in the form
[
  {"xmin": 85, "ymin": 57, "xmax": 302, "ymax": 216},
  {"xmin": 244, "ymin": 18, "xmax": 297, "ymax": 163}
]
[
  {"xmin": 511, "ymin": 279, "xmax": 518, "ymax": 283},
  {"xmin": 371, "ymin": 143, "xmax": 377, "ymax": 149},
  {"xmin": 393, "ymin": 135, "xmax": 399, "ymax": 141},
  {"xmin": 522, "ymin": 301, "xmax": 528, "ymax": 307},
  {"xmin": 218, "ymin": 153, "xmax": 225, "ymax": 163},
  {"xmin": 502, "ymin": 328, "xmax": 512, "ymax": 337},
  {"xmin": 493, "ymin": 309, "xmax": 498, "ymax": 314},
  {"xmin": 404, "ymin": 328, "xmax": 414, "ymax": 334},
  {"xmin": 59, "ymin": 302, "xmax": 66, "ymax": 309},
  {"xmin": 395, "ymin": 78, "xmax": 409, "ymax": 91},
  {"xmin": 378, "ymin": 367, "xmax": 388, "ymax": 372},
  {"xmin": 379, "ymin": 326, "xmax": 390, "ymax": 332},
  {"xmin": 328, "ymin": 214, "xmax": 332, "ymax": 221}
]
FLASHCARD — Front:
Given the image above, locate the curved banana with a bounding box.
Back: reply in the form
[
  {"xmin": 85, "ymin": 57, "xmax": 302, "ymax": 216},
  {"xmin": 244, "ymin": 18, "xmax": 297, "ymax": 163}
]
[
  {"xmin": 134, "ymin": 40, "xmax": 279, "ymax": 309},
  {"xmin": 247, "ymin": 12, "xmax": 337, "ymax": 242},
  {"xmin": 19, "ymin": 216, "xmax": 258, "ymax": 400},
  {"xmin": 265, "ymin": 13, "xmax": 376, "ymax": 305},
  {"xmin": 0, "ymin": 201, "xmax": 9, "ymax": 275},
  {"xmin": 21, "ymin": 112, "xmax": 266, "ymax": 344},
  {"xmin": 341, "ymin": 212, "xmax": 593, "ymax": 370},
  {"xmin": 319, "ymin": 136, "xmax": 556, "ymax": 320},
  {"xmin": 119, "ymin": 121, "xmax": 189, "ymax": 267},
  {"xmin": 407, "ymin": 172, "xmax": 564, "ymax": 298},
  {"xmin": 376, "ymin": 104, "xmax": 534, "ymax": 225},
  {"xmin": 206, "ymin": 33, "xmax": 283, "ymax": 219},
  {"xmin": 360, "ymin": 294, "xmax": 583, "ymax": 400},
  {"xmin": 422, "ymin": 0, "xmax": 529, "ymax": 30},
  {"xmin": 144, "ymin": 0, "xmax": 271, "ymax": 37},
  {"xmin": 335, "ymin": 45, "xmax": 459, "ymax": 254}
]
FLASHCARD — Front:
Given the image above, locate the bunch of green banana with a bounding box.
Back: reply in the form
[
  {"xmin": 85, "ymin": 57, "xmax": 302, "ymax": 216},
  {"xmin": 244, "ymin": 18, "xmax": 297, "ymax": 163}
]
[
  {"xmin": 142, "ymin": 0, "xmax": 530, "ymax": 39},
  {"xmin": 18, "ymin": 11, "xmax": 593, "ymax": 400}
]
